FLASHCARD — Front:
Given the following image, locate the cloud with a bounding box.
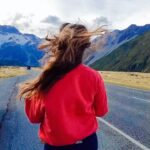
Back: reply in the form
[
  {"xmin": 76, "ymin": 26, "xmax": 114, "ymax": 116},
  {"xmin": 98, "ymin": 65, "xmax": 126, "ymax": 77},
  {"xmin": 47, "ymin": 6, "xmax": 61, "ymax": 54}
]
[
  {"xmin": 12, "ymin": 22, "xmax": 30, "ymax": 31},
  {"xmin": 9, "ymin": 13, "xmax": 33, "ymax": 32},
  {"xmin": 42, "ymin": 15, "xmax": 62, "ymax": 26},
  {"xmin": 48, "ymin": 0, "xmax": 106, "ymax": 20},
  {"xmin": 92, "ymin": 17, "xmax": 111, "ymax": 26},
  {"xmin": 1, "ymin": 0, "xmax": 150, "ymax": 37},
  {"xmin": 12, "ymin": 13, "xmax": 23, "ymax": 22}
]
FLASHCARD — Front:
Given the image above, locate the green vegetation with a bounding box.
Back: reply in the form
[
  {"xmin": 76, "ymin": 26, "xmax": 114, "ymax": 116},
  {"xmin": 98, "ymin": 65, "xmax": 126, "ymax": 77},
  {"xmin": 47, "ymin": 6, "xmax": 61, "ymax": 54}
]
[{"xmin": 90, "ymin": 31, "xmax": 150, "ymax": 73}]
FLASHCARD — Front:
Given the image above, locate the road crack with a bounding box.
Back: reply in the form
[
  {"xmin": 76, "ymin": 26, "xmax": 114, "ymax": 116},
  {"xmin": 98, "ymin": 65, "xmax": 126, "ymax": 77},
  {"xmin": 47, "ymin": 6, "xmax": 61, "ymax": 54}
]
[{"xmin": 0, "ymin": 77, "xmax": 19, "ymax": 130}]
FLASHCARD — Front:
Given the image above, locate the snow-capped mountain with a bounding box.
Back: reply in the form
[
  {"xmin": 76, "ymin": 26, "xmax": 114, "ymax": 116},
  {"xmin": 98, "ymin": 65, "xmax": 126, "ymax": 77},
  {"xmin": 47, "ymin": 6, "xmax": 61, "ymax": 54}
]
[
  {"xmin": 84, "ymin": 24, "xmax": 150, "ymax": 65},
  {"xmin": 0, "ymin": 25, "xmax": 44, "ymax": 67}
]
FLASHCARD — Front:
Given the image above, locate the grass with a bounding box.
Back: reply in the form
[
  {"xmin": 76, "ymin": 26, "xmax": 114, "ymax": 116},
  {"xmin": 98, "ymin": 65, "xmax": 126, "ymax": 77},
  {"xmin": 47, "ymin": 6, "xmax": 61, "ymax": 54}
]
[
  {"xmin": 0, "ymin": 66, "xmax": 27, "ymax": 78},
  {"xmin": 99, "ymin": 71, "xmax": 150, "ymax": 91},
  {"xmin": 2, "ymin": 66, "xmax": 149, "ymax": 91},
  {"xmin": 32, "ymin": 67, "xmax": 43, "ymax": 72}
]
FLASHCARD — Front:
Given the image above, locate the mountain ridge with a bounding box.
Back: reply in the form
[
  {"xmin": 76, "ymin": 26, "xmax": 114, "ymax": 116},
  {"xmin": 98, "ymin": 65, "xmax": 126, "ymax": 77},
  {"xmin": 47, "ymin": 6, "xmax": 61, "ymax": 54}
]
[
  {"xmin": 84, "ymin": 24, "xmax": 150, "ymax": 66},
  {"xmin": 0, "ymin": 25, "xmax": 44, "ymax": 67},
  {"xmin": 90, "ymin": 30, "xmax": 150, "ymax": 72}
]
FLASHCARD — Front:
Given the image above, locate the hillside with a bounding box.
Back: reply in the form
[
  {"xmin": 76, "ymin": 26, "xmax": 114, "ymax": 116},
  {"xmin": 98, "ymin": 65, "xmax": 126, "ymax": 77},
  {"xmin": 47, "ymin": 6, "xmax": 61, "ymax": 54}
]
[
  {"xmin": 90, "ymin": 31, "xmax": 150, "ymax": 72},
  {"xmin": 84, "ymin": 24, "xmax": 150, "ymax": 66},
  {"xmin": 0, "ymin": 25, "xmax": 44, "ymax": 67}
]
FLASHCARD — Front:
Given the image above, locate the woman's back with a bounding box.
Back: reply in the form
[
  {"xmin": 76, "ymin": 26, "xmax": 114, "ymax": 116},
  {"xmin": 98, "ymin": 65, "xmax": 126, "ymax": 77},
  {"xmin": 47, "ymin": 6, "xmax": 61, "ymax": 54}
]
[{"xmin": 25, "ymin": 63, "xmax": 108, "ymax": 146}]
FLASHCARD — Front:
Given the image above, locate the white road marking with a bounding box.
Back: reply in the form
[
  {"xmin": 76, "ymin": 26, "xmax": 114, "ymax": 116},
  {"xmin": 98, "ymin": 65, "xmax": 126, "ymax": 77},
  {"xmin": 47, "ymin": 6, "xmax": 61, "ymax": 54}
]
[
  {"xmin": 107, "ymin": 83, "xmax": 150, "ymax": 92},
  {"xmin": 132, "ymin": 96, "xmax": 150, "ymax": 103},
  {"xmin": 97, "ymin": 118, "xmax": 150, "ymax": 150}
]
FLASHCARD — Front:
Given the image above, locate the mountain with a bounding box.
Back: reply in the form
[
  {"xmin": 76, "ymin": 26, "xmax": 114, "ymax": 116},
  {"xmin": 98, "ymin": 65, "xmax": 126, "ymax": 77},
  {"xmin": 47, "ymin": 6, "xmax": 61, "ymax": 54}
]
[
  {"xmin": 89, "ymin": 31, "xmax": 150, "ymax": 72},
  {"xmin": 0, "ymin": 25, "xmax": 45, "ymax": 67},
  {"xmin": 84, "ymin": 24, "xmax": 150, "ymax": 65},
  {"xmin": 0, "ymin": 25, "xmax": 20, "ymax": 34}
]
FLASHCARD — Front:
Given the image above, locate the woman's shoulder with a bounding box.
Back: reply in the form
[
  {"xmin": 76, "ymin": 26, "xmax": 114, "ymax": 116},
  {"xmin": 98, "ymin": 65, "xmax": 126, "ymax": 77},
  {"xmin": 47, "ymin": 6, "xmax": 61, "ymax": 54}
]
[
  {"xmin": 78, "ymin": 64, "xmax": 103, "ymax": 82},
  {"xmin": 79, "ymin": 64, "xmax": 101, "ymax": 76}
]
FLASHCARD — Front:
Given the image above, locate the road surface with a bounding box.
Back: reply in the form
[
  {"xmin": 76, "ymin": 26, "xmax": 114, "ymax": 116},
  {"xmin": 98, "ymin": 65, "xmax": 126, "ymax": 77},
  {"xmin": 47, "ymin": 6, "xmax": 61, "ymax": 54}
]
[{"xmin": 0, "ymin": 70, "xmax": 150, "ymax": 150}]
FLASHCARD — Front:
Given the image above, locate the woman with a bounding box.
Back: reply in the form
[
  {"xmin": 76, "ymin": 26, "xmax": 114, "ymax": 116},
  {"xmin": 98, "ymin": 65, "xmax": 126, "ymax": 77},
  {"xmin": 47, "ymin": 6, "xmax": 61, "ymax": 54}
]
[{"xmin": 17, "ymin": 23, "xmax": 109, "ymax": 150}]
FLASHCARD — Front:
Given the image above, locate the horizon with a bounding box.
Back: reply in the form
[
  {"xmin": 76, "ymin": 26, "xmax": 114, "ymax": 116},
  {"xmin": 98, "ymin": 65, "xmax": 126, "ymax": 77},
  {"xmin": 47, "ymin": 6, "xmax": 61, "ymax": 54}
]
[{"xmin": 1, "ymin": 23, "xmax": 150, "ymax": 38}]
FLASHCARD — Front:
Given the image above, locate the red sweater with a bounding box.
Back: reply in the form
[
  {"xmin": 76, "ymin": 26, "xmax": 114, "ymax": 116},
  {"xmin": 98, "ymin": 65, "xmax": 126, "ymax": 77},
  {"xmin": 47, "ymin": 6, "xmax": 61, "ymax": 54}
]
[{"xmin": 25, "ymin": 63, "xmax": 108, "ymax": 146}]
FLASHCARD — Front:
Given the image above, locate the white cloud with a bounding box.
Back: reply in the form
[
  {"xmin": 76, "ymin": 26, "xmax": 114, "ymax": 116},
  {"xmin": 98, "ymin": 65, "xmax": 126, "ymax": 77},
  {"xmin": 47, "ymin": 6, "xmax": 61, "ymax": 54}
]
[
  {"xmin": 92, "ymin": 17, "xmax": 111, "ymax": 27},
  {"xmin": 0, "ymin": 0, "xmax": 150, "ymax": 37},
  {"xmin": 42, "ymin": 15, "xmax": 62, "ymax": 26}
]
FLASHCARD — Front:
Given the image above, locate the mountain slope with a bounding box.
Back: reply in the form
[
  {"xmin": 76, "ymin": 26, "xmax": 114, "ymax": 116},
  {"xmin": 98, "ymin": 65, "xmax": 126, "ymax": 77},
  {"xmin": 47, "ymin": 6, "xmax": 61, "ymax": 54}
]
[
  {"xmin": 84, "ymin": 24, "xmax": 150, "ymax": 65},
  {"xmin": 0, "ymin": 25, "xmax": 44, "ymax": 67},
  {"xmin": 90, "ymin": 31, "xmax": 150, "ymax": 72}
]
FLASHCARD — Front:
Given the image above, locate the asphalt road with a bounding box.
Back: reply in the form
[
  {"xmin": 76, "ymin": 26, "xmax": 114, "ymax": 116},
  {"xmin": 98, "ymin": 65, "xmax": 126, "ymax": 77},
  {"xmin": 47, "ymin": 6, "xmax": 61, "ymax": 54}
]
[{"xmin": 0, "ymin": 70, "xmax": 150, "ymax": 150}]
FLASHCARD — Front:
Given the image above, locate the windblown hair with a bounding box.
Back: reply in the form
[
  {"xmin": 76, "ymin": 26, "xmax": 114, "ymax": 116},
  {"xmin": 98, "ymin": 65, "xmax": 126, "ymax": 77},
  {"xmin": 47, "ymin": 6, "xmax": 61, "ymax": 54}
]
[{"xmin": 16, "ymin": 23, "xmax": 107, "ymax": 101}]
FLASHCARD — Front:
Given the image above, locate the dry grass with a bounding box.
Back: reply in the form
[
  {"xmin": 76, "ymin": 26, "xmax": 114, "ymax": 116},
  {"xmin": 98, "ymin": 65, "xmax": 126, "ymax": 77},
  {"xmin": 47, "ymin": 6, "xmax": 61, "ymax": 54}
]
[
  {"xmin": 32, "ymin": 67, "xmax": 43, "ymax": 72},
  {"xmin": 0, "ymin": 66, "xmax": 27, "ymax": 78},
  {"xmin": 99, "ymin": 71, "xmax": 150, "ymax": 91},
  {"xmin": 2, "ymin": 66, "xmax": 149, "ymax": 90}
]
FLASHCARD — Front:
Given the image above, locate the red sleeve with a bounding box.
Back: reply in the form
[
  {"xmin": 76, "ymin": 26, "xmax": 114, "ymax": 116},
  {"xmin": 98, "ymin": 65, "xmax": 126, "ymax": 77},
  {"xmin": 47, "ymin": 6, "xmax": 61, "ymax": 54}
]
[
  {"xmin": 25, "ymin": 96, "xmax": 45, "ymax": 124},
  {"xmin": 93, "ymin": 71, "xmax": 109, "ymax": 117}
]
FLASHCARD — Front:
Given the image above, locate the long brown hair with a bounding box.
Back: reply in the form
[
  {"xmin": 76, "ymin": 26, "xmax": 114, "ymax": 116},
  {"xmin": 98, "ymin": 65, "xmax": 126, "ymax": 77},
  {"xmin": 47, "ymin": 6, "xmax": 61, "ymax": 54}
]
[{"xmin": 16, "ymin": 23, "xmax": 107, "ymax": 101}]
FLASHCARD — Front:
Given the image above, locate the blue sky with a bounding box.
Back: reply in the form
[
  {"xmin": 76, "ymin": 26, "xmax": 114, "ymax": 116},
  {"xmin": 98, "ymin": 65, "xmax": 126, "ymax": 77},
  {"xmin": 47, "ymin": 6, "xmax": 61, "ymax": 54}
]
[{"xmin": 0, "ymin": 0, "xmax": 150, "ymax": 37}]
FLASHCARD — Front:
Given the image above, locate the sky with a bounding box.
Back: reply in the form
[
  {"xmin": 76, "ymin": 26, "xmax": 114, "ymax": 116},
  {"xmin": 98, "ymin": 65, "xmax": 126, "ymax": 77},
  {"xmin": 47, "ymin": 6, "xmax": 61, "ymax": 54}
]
[{"xmin": 0, "ymin": 0, "xmax": 150, "ymax": 37}]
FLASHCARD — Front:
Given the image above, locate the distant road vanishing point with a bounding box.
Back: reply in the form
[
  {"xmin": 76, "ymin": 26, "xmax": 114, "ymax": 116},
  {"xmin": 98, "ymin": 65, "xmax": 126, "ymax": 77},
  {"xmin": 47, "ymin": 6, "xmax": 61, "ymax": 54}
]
[{"xmin": 0, "ymin": 70, "xmax": 150, "ymax": 150}]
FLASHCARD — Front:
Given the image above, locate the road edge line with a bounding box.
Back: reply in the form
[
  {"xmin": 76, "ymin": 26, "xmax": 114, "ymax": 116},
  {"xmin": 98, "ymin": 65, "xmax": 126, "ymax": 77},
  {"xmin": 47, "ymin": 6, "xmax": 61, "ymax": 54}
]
[{"xmin": 97, "ymin": 118, "xmax": 150, "ymax": 150}]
